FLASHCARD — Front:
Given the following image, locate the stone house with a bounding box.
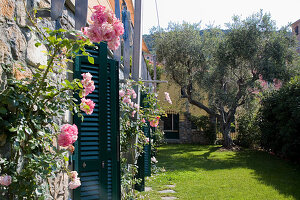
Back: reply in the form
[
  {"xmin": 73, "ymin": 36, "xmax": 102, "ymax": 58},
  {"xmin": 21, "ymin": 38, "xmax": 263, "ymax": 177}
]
[
  {"xmin": 291, "ymin": 19, "xmax": 300, "ymax": 54},
  {"xmin": 0, "ymin": 0, "xmax": 151, "ymax": 199}
]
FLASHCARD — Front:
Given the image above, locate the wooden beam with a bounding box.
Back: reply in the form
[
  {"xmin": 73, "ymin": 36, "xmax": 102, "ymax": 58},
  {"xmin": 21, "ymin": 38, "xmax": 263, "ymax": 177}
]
[
  {"xmin": 123, "ymin": 10, "xmax": 131, "ymax": 79},
  {"xmin": 75, "ymin": 0, "xmax": 88, "ymax": 30}
]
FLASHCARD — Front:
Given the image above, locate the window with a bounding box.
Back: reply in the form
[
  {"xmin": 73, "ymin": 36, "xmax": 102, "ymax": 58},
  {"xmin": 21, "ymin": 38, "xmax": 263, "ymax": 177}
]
[
  {"xmin": 161, "ymin": 112, "xmax": 179, "ymax": 139},
  {"xmin": 295, "ymin": 26, "xmax": 299, "ymax": 35}
]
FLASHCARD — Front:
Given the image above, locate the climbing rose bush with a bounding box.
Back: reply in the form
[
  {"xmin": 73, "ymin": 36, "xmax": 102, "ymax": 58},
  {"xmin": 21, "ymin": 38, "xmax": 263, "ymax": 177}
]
[
  {"xmin": 83, "ymin": 5, "xmax": 124, "ymax": 50},
  {"xmin": 0, "ymin": 175, "xmax": 12, "ymax": 187}
]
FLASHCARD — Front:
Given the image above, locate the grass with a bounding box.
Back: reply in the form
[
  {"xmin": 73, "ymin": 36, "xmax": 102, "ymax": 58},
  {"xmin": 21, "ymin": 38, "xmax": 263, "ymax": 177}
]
[{"xmin": 140, "ymin": 144, "xmax": 300, "ymax": 200}]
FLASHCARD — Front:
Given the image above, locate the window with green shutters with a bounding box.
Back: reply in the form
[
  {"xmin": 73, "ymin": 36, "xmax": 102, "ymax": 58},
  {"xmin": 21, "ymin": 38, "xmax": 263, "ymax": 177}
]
[{"xmin": 73, "ymin": 43, "xmax": 120, "ymax": 200}]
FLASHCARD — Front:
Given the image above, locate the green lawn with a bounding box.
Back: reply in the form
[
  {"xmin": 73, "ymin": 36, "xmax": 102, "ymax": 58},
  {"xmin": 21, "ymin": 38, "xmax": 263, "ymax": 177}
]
[{"xmin": 140, "ymin": 144, "xmax": 300, "ymax": 200}]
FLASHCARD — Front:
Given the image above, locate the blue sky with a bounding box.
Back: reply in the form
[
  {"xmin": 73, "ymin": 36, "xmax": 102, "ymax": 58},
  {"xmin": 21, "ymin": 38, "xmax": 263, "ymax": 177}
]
[{"xmin": 142, "ymin": 0, "xmax": 300, "ymax": 34}]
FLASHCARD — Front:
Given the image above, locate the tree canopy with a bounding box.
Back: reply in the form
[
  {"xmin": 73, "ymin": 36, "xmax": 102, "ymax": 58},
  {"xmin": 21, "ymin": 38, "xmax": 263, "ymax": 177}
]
[{"xmin": 153, "ymin": 12, "xmax": 299, "ymax": 147}]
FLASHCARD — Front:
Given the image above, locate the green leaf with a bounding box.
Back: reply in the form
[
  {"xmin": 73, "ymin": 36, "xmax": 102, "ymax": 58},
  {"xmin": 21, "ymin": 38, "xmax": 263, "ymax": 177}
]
[
  {"xmin": 38, "ymin": 65, "xmax": 47, "ymax": 70},
  {"xmin": 64, "ymin": 156, "xmax": 69, "ymax": 162},
  {"xmin": 0, "ymin": 107, "xmax": 7, "ymax": 114},
  {"xmin": 35, "ymin": 42, "xmax": 42, "ymax": 47},
  {"xmin": 88, "ymin": 56, "xmax": 94, "ymax": 64},
  {"xmin": 9, "ymin": 127, "xmax": 17, "ymax": 132}
]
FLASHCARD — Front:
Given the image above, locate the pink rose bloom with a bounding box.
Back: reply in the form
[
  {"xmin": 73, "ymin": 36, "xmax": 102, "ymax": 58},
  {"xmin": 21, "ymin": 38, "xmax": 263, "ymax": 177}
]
[
  {"xmin": 151, "ymin": 156, "xmax": 158, "ymax": 163},
  {"xmin": 129, "ymin": 102, "xmax": 134, "ymax": 108},
  {"xmin": 86, "ymin": 25, "xmax": 103, "ymax": 43},
  {"xmin": 80, "ymin": 98, "xmax": 95, "ymax": 115},
  {"xmin": 126, "ymin": 89, "xmax": 132, "ymax": 95},
  {"xmin": 101, "ymin": 22, "xmax": 115, "ymax": 41},
  {"xmin": 119, "ymin": 89, "xmax": 125, "ymax": 97},
  {"xmin": 69, "ymin": 177, "xmax": 81, "ymax": 189},
  {"xmin": 150, "ymin": 119, "xmax": 159, "ymax": 127},
  {"xmin": 61, "ymin": 124, "xmax": 78, "ymax": 143},
  {"xmin": 107, "ymin": 37, "xmax": 120, "ymax": 50},
  {"xmin": 113, "ymin": 20, "xmax": 124, "ymax": 36},
  {"xmin": 141, "ymin": 118, "xmax": 146, "ymax": 123},
  {"xmin": 81, "ymin": 72, "xmax": 93, "ymax": 81},
  {"xmin": 58, "ymin": 132, "xmax": 73, "ymax": 147},
  {"xmin": 131, "ymin": 110, "xmax": 136, "ymax": 117},
  {"xmin": 273, "ymin": 78, "xmax": 282, "ymax": 90},
  {"xmin": 134, "ymin": 103, "xmax": 139, "ymax": 109},
  {"xmin": 70, "ymin": 171, "xmax": 78, "ymax": 179},
  {"xmin": 123, "ymin": 96, "xmax": 130, "ymax": 103},
  {"xmin": 164, "ymin": 92, "xmax": 172, "ymax": 104},
  {"xmin": 93, "ymin": 5, "xmax": 106, "ymax": 13},
  {"xmin": 0, "ymin": 175, "xmax": 12, "ymax": 186},
  {"xmin": 132, "ymin": 92, "xmax": 137, "ymax": 99}
]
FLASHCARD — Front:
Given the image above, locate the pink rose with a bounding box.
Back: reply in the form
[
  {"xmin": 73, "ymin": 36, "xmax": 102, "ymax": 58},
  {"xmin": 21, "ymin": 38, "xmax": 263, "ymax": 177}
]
[
  {"xmin": 69, "ymin": 177, "xmax": 81, "ymax": 189},
  {"xmin": 80, "ymin": 98, "xmax": 95, "ymax": 115},
  {"xmin": 134, "ymin": 103, "xmax": 139, "ymax": 109},
  {"xmin": 129, "ymin": 102, "xmax": 134, "ymax": 108},
  {"xmin": 113, "ymin": 20, "xmax": 124, "ymax": 36},
  {"xmin": 145, "ymin": 137, "xmax": 150, "ymax": 143},
  {"xmin": 58, "ymin": 132, "xmax": 73, "ymax": 147},
  {"xmin": 132, "ymin": 92, "xmax": 137, "ymax": 99},
  {"xmin": 131, "ymin": 110, "xmax": 136, "ymax": 117},
  {"xmin": 123, "ymin": 96, "xmax": 130, "ymax": 103},
  {"xmin": 86, "ymin": 25, "xmax": 103, "ymax": 43},
  {"xmin": 101, "ymin": 22, "xmax": 115, "ymax": 41},
  {"xmin": 119, "ymin": 89, "xmax": 125, "ymax": 97},
  {"xmin": 107, "ymin": 37, "xmax": 120, "ymax": 50},
  {"xmin": 149, "ymin": 116, "xmax": 160, "ymax": 127},
  {"xmin": 0, "ymin": 175, "xmax": 12, "ymax": 186},
  {"xmin": 151, "ymin": 157, "xmax": 158, "ymax": 163},
  {"xmin": 141, "ymin": 118, "xmax": 146, "ymax": 123},
  {"xmin": 81, "ymin": 72, "xmax": 93, "ymax": 81},
  {"xmin": 61, "ymin": 124, "xmax": 78, "ymax": 143},
  {"xmin": 164, "ymin": 92, "xmax": 172, "ymax": 104},
  {"xmin": 70, "ymin": 171, "xmax": 78, "ymax": 179}
]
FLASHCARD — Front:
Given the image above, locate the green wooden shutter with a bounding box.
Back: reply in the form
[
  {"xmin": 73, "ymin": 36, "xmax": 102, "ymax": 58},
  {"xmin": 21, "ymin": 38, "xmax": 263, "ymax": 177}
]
[
  {"xmin": 73, "ymin": 43, "xmax": 120, "ymax": 200},
  {"xmin": 144, "ymin": 122, "xmax": 151, "ymax": 177}
]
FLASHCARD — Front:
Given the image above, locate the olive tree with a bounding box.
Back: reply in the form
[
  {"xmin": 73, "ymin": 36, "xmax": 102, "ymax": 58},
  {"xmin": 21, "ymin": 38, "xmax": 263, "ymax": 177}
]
[{"xmin": 153, "ymin": 12, "xmax": 298, "ymax": 147}]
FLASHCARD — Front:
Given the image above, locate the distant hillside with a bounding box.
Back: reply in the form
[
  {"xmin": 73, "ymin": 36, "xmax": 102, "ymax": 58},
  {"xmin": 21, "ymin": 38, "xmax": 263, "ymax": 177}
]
[{"xmin": 143, "ymin": 29, "xmax": 231, "ymax": 54}]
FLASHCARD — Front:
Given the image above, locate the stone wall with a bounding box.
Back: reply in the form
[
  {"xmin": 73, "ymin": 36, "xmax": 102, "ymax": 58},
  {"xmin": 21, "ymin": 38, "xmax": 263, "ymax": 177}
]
[{"xmin": 0, "ymin": 0, "xmax": 76, "ymax": 199}]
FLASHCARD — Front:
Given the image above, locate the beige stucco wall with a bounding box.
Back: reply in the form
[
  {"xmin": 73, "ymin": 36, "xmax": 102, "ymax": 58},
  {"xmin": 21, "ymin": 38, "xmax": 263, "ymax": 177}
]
[{"xmin": 157, "ymin": 73, "xmax": 208, "ymax": 118}]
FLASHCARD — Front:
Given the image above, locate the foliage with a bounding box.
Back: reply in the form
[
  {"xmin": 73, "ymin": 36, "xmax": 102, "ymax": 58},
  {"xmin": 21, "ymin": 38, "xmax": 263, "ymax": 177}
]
[
  {"xmin": 141, "ymin": 145, "xmax": 300, "ymax": 200},
  {"xmin": 189, "ymin": 115, "xmax": 216, "ymax": 144},
  {"xmin": 153, "ymin": 11, "xmax": 299, "ymax": 147},
  {"xmin": 119, "ymin": 80, "xmax": 166, "ymax": 199},
  {"xmin": 258, "ymin": 76, "xmax": 300, "ymax": 162},
  {"xmin": 0, "ymin": 9, "xmax": 95, "ymax": 199},
  {"xmin": 236, "ymin": 105, "xmax": 261, "ymax": 148},
  {"xmin": 145, "ymin": 59, "xmax": 164, "ymax": 81}
]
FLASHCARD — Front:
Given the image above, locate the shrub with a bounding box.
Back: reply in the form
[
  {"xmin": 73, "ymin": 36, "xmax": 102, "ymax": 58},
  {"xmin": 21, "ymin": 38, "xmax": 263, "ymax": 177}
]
[
  {"xmin": 190, "ymin": 115, "xmax": 216, "ymax": 144},
  {"xmin": 258, "ymin": 76, "xmax": 300, "ymax": 162},
  {"xmin": 236, "ymin": 109, "xmax": 261, "ymax": 148}
]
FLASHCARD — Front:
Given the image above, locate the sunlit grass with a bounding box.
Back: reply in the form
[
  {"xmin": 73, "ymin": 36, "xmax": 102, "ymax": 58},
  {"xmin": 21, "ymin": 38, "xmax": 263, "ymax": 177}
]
[{"xmin": 140, "ymin": 144, "xmax": 300, "ymax": 200}]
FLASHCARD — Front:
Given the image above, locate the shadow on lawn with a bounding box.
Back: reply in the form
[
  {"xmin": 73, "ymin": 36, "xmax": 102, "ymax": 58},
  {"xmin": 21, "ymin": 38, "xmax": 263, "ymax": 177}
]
[{"xmin": 157, "ymin": 144, "xmax": 300, "ymax": 199}]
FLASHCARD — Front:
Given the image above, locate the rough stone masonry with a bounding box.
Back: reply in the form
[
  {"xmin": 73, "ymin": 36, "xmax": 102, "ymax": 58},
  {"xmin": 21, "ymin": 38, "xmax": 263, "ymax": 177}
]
[{"xmin": 0, "ymin": 0, "xmax": 77, "ymax": 199}]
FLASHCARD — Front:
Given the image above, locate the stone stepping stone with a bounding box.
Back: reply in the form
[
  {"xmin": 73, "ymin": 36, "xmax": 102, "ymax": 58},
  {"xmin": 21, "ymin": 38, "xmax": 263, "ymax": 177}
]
[
  {"xmin": 145, "ymin": 187, "xmax": 152, "ymax": 192},
  {"xmin": 158, "ymin": 189, "xmax": 176, "ymax": 193},
  {"xmin": 165, "ymin": 184, "xmax": 176, "ymax": 188},
  {"xmin": 161, "ymin": 197, "xmax": 178, "ymax": 200}
]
